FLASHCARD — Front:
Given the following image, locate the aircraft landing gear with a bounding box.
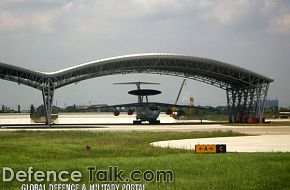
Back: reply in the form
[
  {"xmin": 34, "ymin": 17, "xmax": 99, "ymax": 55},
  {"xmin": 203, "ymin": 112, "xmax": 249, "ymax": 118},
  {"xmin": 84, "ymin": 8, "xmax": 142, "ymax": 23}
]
[
  {"xmin": 149, "ymin": 120, "xmax": 160, "ymax": 125},
  {"xmin": 133, "ymin": 120, "xmax": 160, "ymax": 124},
  {"xmin": 133, "ymin": 120, "xmax": 142, "ymax": 125}
]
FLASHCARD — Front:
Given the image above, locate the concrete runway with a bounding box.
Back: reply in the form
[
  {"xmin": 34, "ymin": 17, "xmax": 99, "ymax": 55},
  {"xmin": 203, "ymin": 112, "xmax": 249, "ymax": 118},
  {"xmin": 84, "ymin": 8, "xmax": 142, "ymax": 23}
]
[
  {"xmin": 151, "ymin": 135, "xmax": 290, "ymax": 152},
  {"xmin": 142, "ymin": 122, "xmax": 290, "ymax": 153},
  {"xmin": 1, "ymin": 123, "xmax": 290, "ymax": 135}
]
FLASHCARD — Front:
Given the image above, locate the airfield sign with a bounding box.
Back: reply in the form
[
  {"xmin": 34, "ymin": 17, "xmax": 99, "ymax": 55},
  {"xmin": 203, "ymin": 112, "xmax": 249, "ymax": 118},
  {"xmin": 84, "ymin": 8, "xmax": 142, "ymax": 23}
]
[{"xmin": 195, "ymin": 144, "xmax": 226, "ymax": 154}]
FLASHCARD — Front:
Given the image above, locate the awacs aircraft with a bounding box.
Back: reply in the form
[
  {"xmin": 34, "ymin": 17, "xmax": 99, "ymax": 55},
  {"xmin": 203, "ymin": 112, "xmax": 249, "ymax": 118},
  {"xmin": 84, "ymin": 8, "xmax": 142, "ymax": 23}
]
[{"xmin": 103, "ymin": 82, "xmax": 196, "ymax": 124}]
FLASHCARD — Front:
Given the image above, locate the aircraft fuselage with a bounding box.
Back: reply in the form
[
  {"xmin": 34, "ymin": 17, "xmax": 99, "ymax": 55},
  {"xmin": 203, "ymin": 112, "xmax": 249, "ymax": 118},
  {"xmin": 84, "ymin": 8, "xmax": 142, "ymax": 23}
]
[{"xmin": 135, "ymin": 104, "xmax": 160, "ymax": 123}]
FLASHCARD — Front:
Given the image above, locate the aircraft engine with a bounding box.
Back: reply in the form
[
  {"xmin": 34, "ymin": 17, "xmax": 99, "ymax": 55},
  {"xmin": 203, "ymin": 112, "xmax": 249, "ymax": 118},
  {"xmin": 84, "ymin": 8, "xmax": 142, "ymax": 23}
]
[
  {"xmin": 127, "ymin": 108, "xmax": 134, "ymax": 115},
  {"xmin": 165, "ymin": 109, "xmax": 173, "ymax": 115},
  {"xmin": 113, "ymin": 110, "xmax": 120, "ymax": 116},
  {"xmin": 177, "ymin": 110, "xmax": 185, "ymax": 116}
]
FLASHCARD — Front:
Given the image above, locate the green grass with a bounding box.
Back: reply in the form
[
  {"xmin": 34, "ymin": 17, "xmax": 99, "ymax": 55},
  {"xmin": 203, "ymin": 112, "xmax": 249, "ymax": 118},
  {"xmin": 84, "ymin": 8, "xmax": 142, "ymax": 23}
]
[
  {"xmin": 223, "ymin": 121, "xmax": 290, "ymax": 126},
  {"xmin": 202, "ymin": 114, "xmax": 229, "ymax": 121},
  {"xmin": 0, "ymin": 131, "xmax": 289, "ymax": 190},
  {"xmin": 179, "ymin": 114, "xmax": 229, "ymax": 121}
]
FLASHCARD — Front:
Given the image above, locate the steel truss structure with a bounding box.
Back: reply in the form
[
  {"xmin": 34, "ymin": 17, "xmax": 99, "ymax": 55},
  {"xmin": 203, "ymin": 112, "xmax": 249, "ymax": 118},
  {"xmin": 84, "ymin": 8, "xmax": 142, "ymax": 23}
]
[{"xmin": 0, "ymin": 53, "xmax": 273, "ymax": 124}]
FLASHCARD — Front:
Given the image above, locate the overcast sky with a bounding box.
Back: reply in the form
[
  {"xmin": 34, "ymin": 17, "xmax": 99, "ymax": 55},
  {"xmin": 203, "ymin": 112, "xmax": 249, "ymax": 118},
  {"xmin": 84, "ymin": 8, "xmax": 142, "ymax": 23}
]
[{"xmin": 0, "ymin": 0, "xmax": 290, "ymax": 109}]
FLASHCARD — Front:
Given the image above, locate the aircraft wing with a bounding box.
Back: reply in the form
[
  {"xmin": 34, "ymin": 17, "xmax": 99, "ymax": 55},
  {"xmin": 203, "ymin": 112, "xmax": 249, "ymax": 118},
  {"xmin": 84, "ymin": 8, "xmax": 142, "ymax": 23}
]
[
  {"xmin": 92, "ymin": 103, "xmax": 141, "ymax": 110},
  {"xmin": 89, "ymin": 102, "xmax": 206, "ymax": 118},
  {"xmin": 149, "ymin": 102, "xmax": 206, "ymax": 109},
  {"xmin": 92, "ymin": 102, "xmax": 205, "ymax": 110}
]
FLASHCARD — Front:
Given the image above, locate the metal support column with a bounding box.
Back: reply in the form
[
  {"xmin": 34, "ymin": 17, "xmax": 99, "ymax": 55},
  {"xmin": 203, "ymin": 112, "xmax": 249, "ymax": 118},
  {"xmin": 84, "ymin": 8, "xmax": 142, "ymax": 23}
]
[
  {"xmin": 255, "ymin": 83, "xmax": 269, "ymax": 123},
  {"xmin": 226, "ymin": 88, "xmax": 232, "ymax": 122},
  {"xmin": 227, "ymin": 87, "xmax": 237, "ymax": 123},
  {"xmin": 256, "ymin": 86, "xmax": 262, "ymax": 122},
  {"xmin": 261, "ymin": 83, "xmax": 270, "ymax": 121},
  {"xmin": 226, "ymin": 83, "xmax": 270, "ymax": 123},
  {"xmin": 42, "ymin": 79, "xmax": 55, "ymax": 125}
]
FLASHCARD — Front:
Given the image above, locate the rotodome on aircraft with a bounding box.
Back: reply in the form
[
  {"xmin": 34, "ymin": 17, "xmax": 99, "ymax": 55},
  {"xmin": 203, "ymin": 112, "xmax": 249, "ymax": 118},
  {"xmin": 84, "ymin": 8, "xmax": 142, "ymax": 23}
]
[{"xmin": 101, "ymin": 81, "xmax": 198, "ymax": 124}]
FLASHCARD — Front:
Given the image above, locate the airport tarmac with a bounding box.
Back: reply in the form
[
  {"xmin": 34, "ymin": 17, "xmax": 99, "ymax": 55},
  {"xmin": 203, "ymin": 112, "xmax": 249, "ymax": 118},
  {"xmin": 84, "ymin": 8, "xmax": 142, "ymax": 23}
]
[
  {"xmin": 151, "ymin": 135, "xmax": 290, "ymax": 152},
  {"xmin": 0, "ymin": 113, "xmax": 290, "ymax": 135},
  {"xmin": 1, "ymin": 121, "xmax": 290, "ymax": 135},
  {"xmin": 1, "ymin": 113, "xmax": 290, "ymax": 152},
  {"xmin": 0, "ymin": 112, "xmax": 177, "ymax": 125}
]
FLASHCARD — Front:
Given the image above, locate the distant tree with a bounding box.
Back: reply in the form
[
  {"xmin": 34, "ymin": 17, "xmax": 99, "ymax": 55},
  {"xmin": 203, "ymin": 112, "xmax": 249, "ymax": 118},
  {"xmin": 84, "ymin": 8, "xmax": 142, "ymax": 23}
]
[
  {"xmin": 30, "ymin": 104, "xmax": 35, "ymax": 116},
  {"xmin": 1, "ymin": 105, "xmax": 4, "ymax": 112},
  {"xmin": 18, "ymin": 105, "xmax": 21, "ymax": 113}
]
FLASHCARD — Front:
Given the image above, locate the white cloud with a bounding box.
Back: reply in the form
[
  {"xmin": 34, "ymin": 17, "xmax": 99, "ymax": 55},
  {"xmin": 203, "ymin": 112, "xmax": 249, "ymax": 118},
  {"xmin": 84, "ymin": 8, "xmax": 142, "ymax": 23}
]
[
  {"xmin": 0, "ymin": 0, "xmax": 71, "ymax": 32},
  {"xmin": 262, "ymin": 0, "xmax": 277, "ymax": 11},
  {"xmin": 0, "ymin": 11, "xmax": 26, "ymax": 31},
  {"xmin": 197, "ymin": 0, "xmax": 253, "ymax": 24},
  {"xmin": 0, "ymin": 0, "xmax": 194, "ymax": 34},
  {"xmin": 132, "ymin": 0, "xmax": 185, "ymax": 10},
  {"xmin": 0, "ymin": 0, "xmax": 25, "ymax": 6},
  {"xmin": 196, "ymin": 0, "xmax": 290, "ymax": 36},
  {"xmin": 271, "ymin": 13, "xmax": 290, "ymax": 35},
  {"xmin": 0, "ymin": 0, "xmax": 289, "ymax": 35}
]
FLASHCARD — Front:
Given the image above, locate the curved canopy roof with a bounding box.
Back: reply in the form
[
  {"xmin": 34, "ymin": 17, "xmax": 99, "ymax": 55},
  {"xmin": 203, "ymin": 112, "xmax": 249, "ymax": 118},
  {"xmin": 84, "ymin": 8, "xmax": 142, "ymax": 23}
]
[{"xmin": 0, "ymin": 53, "xmax": 273, "ymax": 90}]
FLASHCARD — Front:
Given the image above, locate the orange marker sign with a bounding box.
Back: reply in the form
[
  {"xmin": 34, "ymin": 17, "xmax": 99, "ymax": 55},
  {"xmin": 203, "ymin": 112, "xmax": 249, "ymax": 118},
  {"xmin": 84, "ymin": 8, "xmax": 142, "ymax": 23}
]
[{"xmin": 195, "ymin": 144, "xmax": 226, "ymax": 154}]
